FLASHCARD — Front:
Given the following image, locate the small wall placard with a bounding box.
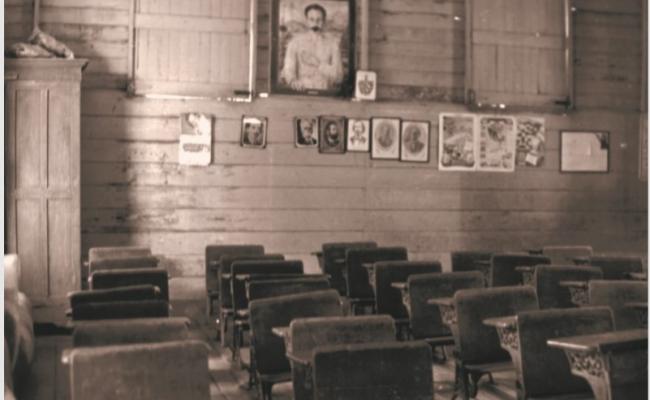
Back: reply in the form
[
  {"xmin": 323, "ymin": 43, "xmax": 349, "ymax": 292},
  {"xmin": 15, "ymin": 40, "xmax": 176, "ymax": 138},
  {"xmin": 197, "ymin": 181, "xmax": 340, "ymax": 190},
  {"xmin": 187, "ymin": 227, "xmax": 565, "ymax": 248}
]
[
  {"xmin": 179, "ymin": 113, "xmax": 213, "ymax": 166},
  {"xmin": 560, "ymin": 131, "xmax": 609, "ymax": 173}
]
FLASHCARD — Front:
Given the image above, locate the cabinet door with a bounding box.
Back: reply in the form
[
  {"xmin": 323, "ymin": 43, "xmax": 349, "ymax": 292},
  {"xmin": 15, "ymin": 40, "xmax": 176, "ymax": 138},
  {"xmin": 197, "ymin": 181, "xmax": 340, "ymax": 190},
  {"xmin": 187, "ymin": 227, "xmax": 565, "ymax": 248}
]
[{"xmin": 5, "ymin": 79, "xmax": 81, "ymax": 304}]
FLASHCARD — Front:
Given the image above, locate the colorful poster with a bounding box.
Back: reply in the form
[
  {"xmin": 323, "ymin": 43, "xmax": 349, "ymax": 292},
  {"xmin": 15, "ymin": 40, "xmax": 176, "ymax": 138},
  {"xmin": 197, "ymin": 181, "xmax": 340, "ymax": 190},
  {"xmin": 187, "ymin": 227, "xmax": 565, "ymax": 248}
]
[
  {"xmin": 478, "ymin": 115, "xmax": 516, "ymax": 172},
  {"xmin": 516, "ymin": 117, "xmax": 545, "ymax": 167},
  {"xmin": 179, "ymin": 113, "xmax": 213, "ymax": 166},
  {"xmin": 438, "ymin": 113, "xmax": 477, "ymax": 171}
]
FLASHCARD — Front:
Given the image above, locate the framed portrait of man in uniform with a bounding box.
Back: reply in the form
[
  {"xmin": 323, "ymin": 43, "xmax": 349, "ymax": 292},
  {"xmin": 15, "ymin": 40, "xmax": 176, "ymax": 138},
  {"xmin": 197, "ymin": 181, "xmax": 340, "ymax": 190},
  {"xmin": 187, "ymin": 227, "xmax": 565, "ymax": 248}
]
[{"xmin": 270, "ymin": 0, "xmax": 355, "ymax": 97}]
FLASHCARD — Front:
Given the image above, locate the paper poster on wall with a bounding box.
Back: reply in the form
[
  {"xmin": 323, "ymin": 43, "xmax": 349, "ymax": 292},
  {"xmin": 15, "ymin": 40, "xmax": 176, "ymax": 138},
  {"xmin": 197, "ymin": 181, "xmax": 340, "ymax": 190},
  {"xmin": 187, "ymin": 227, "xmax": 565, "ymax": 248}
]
[
  {"xmin": 438, "ymin": 113, "xmax": 477, "ymax": 171},
  {"xmin": 516, "ymin": 117, "xmax": 545, "ymax": 167},
  {"xmin": 560, "ymin": 131, "xmax": 609, "ymax": 173},
  {"xmin": 478, "ymin": 115, "xmax": 516, "ymax": 172},
  {"xmin": 179, "ymin": 113, "xmax": 213, "ymax": 166}
]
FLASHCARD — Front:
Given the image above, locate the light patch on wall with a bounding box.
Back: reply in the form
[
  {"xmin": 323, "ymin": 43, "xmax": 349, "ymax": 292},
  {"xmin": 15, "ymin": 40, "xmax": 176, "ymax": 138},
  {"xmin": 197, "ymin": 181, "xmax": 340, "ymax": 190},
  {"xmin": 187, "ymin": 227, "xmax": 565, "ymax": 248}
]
[{"xmin": 179, "ymin": 113, "xmax": 213, "ymax": 166}]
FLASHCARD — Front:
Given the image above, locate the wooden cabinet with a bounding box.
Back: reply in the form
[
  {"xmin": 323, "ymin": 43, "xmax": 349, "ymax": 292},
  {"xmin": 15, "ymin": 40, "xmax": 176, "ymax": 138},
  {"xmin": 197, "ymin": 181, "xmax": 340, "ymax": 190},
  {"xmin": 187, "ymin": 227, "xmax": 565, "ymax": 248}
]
[{"xmin": 5, "ymin": 59, "xmax": 87, "ymax": 322}]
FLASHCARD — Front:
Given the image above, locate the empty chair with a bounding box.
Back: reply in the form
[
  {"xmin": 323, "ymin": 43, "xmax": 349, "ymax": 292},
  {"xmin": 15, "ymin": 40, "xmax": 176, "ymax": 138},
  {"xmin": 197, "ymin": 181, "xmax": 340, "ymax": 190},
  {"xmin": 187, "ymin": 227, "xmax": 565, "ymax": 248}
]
[
  {"xmin": 288, "ymin": 315, "xmax": 396, "ymax": 400},
  {"xmin": 70, "ymin": 300, "xmax": 169, "ymax": 321},
  {"xmin": 88, "ymin": 255, "xmax": 159, "ymax": 275},
  {"xmin": 490, "ymin": 253, "xmax": 550, "ymax": 287},
  {"xmin": 89, "ymin": 268, "xmax": 169, "ymax": 301},
  {"xmin": 584, "ymin": 255, "xmax": 644, "ymax": 280},
  {"xmin": 205, "ymin": 244, "xmax": 265, "ymax": 317},
  {"xmin": 588, "ymin": 280, "xmax": 648, "ymax": 330},
  {"xmin": 312, "ymin": 341, "xmax": 433, "ymax": 400},
  {"xmin": 320, "ymin": 242, "xmax": 378, "ymax": 295},
  {"xmin": 373, "ymin": 261, "xmax": 441, "ymax": 337},
  {"xmin": 249, "ymin": 289, "xmax": 343, "ymax": 400},
  {"xmin": 65, "ymin": 340, "xmax": 210, "ymax": 400},
  {"xmin": 514, "ymin": 307, "xmax": 613, "ymax": 400},
  {"xmin": 451, "ymin": 251, "xmax": 493, "ymax": 274},
  {"xmin": 72, "ymin": 317, "xmax": 190, "ymax": 347},
  {"xmin": 541, "ymin": 245, "xmax": 593, "ymax": 264},
  {"xmin": 453, "ymin": 286, "xmax": 539, "ymax": 399},
  {"xmin": 408, "ymin": 271, "xmax": 484, "ymax": 356},
  {"xmin": 534, "ymin": 265, "xmax": 603, "ymax": 309},
  {"xmin": 345, "ymin": 247, "xmax": 408, "ymax": 314}
]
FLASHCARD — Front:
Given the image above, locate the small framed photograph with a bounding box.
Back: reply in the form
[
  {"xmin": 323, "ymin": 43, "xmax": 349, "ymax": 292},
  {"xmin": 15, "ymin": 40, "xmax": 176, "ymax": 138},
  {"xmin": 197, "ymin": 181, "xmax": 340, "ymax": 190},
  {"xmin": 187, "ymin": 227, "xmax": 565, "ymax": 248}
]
[
  {"xmin": 400, "ymin": 120, "xmax": 430, "ymax": 163},
  {"xmin": 241, "ymin": 116, "xmax": 267, "ymax": 148},
  {"xmin": 371, "ymin": 117, "xmax": 400, "ymax": 160},
  {"xmin": 295, "ymin": 117, "xmax": 319, "ymax": 148},
  {"xmin": 319, "ymin": 116, "xmax": 346, "ymax": 153},
  {"xmin": 560, "ymin": 131, "xmax": 610, "ymax": 173},
  {"xmin": 346, "ymin": 118, "xmax": 370, "ymax": 152}
]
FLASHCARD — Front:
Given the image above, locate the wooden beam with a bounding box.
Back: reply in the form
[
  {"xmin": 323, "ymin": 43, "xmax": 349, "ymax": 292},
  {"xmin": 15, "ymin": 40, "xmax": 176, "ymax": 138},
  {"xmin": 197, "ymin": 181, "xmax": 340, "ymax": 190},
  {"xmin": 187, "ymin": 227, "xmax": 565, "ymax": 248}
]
[{"xmin": 360, "ymin": 0, "xmax": 369, "ymax": 70}]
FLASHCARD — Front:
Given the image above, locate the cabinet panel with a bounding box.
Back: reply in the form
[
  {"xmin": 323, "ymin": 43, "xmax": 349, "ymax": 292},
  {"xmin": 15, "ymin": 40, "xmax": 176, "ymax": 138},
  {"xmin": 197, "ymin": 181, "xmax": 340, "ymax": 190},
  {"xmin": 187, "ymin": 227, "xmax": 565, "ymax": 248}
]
[
  {"xmin": 16, "ymin": 198, "xmax": 46, "ymax": 300},
  {"xmin": 48, "ymin": 198, "xmax": 74, "ymax": 297},
  {"xmin": 15, "ymin": 87, "xmax": 43, "ymax": 189},
  {"xmin": 48, "ymin": 85, "xmax": 74, "ymax": 188}
]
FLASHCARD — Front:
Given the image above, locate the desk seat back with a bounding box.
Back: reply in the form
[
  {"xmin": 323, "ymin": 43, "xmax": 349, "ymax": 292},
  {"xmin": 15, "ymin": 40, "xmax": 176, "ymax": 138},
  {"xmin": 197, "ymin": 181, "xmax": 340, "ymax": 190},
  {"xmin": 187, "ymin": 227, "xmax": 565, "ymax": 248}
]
[
  {"xmin": 217, "ymin": 254, "xmax": 284, "ymax": 308},
  {"xmin": 542, "ymin": 245, "xmax": 593, "ymax": 264},
  {"xmin": 374, "ymin": 261, "xmax": 441, "ymax": 319},
  {"xmin": 455, "ymin": 286, "xmax": 538, "ymax": 364},
  {"xmin": 249, "ymin": 290, "xmax": 343, "ymax": 375},
  {"xmin": 451, "ymin": 251, "xmax": 492, "ymax": 273},
  {"xmin": 517, "ymin": 307, "xmax": 613, "ymax": 398},
  {"xmin": 68, "ymin": 285, "xmax": 160, "ymax": 308},
  {"xmin": 408, "ymin": 271, "xmax": 484, "ymax": 339},
  {"xmin": 90, "ymin": 268, "xmax": 169, "ymax": 301},
  {"xmin": 72, "ymin": 317, "xmax": 190, "ymax": 347},
  {"xmin": 247, "ymin": 277, "xmax": 331, "ymax": 302},
  {"xmin": 89, "ymin": 246, "xmax": 151, "ymax": 263},
  {"xmin": 490, "ymin": 254, "xmax": 550, "ymax": 287},
  {"xmin": 322, "ymin": 242, "xmax": 378, "ymax": 295},
  {"xmin": 71, "ymin": 300, "xmax": 169, "ymax": 321},
  {"xmin": 312, "ymin": 341, "xmax": 433, "ymax": 400},
  {"xmin": 586, "ymin": 256, "xmax": 644, "ymax": 280},
  {"xmin": 534, "ymin": 265, "xmax": 603, "ymax": 309},
  {"xmin": 588, "ymin": 280, "xmax": 648, "ymax": 330},
  {"xmin": 204, "ymin": 245, "xmax": 264, "ymax": 293},
  {"xmin": 231, "ymin": 260, "xmax": 303, "ymax": 311},
  {"xmin": 289, "ymin": 315, "xmax": 396, "ymax": 356},
  {"xmin": 89, "ymin": 256, "xmax": 159, "ymax": 275},
  {"xmin": 68, "ymin": 340, "xmax": 210, "ymax": 400},
  {"xmin": 345, "ymin": 247, "xmax": 408, "ymax": 299}
]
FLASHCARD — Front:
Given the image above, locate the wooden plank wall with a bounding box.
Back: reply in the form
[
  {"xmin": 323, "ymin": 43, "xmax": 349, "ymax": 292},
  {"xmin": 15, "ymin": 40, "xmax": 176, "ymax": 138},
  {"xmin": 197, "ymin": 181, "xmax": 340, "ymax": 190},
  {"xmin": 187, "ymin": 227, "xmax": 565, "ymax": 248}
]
[{"xmin": 4, "ymin": 0, "xmax": 647, "ymax": 297}]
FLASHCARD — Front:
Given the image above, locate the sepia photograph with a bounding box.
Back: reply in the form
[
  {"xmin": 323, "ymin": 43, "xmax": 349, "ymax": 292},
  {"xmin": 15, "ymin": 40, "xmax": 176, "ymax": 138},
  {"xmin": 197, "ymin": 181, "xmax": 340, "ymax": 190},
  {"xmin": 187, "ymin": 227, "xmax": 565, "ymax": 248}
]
[
  {"xmin": 270, "ymin": 0, "xmax": 355, "ymax": 96},
  {"xmin": 240, "ymin": 116, "xmax": 268, "ymax": 149},
  {"xmin": 346, "ymin": 118, "xmax": 370, "ymax": 152},
  {"xmin": 294, "ymin": 116, "xmax": 319, "ymax": 147},
  {"xmin": 371, "ymin": 117, "xmax": 401, "ymax": 160},
  {"xmin": 4, "ymin": 1, "xmax": 646, "ymax": 400},
  {"xmin": 319, "ymin": 115, "xmax": 346, "ymax": 153},
  {"xmin": 400, "ymin": 120, "xmax": 430, "ymax": 163}
]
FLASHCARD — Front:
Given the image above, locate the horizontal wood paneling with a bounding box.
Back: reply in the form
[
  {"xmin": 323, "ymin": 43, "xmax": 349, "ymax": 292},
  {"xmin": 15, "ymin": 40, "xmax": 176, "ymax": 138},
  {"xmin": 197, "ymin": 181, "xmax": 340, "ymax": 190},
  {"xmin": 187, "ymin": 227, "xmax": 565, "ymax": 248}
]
[{"xmin": 4, "ymin": 0, "xmax": 645, "ymax": 280}]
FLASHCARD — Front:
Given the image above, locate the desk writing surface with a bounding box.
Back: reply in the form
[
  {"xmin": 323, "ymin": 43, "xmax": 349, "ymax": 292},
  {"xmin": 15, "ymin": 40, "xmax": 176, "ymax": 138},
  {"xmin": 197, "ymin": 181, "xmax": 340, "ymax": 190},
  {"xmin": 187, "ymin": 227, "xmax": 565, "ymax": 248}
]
[
  {"xmin": 558, "ymin": 280, "xmax": 588, "ymax": 289},
  {"xmin": 483, "ymin": 316, "xmax": 517, "ymax": 329},
  {"xmin": 391, "ymin": 282, "xmax": 407, "ymax": 291},
  {"xmin": 271, "ymin": 326, "xmax": 290, "ymax": 339},
  {"xmin": 427, "ymin": 297, "xmax": 453, "ymax": 307},
  {"xmin": 547, "ymin": 329, "xmax": 647, "ymax": 353}
]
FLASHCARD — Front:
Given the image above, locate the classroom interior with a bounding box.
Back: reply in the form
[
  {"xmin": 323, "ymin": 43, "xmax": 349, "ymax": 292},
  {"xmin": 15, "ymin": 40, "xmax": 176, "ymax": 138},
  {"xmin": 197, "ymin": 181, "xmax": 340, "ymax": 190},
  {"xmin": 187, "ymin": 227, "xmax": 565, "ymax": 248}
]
[{"xmin": 4, "ymin": 0, "xmax": 649, "ymax": 399}]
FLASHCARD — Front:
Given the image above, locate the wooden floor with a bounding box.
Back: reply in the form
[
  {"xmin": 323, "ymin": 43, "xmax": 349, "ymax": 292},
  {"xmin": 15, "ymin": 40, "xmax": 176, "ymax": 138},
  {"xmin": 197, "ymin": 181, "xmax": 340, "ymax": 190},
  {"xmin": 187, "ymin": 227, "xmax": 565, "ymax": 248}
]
[{"xmin": 21, "ymin": 300, "xmax": 518, "ymax": 400}]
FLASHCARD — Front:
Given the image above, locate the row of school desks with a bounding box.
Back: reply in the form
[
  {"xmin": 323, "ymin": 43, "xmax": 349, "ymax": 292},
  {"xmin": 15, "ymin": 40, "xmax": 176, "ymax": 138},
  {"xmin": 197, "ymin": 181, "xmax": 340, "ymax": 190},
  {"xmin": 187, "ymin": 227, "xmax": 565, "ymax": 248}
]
[{"xmin": 9, "ymin": 244, "xmax": 645, "ymax": 399}]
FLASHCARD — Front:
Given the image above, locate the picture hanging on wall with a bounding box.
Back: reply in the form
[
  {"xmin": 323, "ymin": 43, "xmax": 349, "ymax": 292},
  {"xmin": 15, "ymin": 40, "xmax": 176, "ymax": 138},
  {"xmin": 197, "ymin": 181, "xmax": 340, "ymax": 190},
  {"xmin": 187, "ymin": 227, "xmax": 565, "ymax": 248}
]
[
  {"xmin": 179, "ymin": 113, "xmax": 213, "ymax": 166},
  {"xmin": 560, "ymin": 131, "xmax": 610, "ymax": 173},
  {"xmin": 371, "ymin": 117, "xmax": 401, "ymax": 160},
  {"xmin": 346, "ymin": 118, "xmax": 370, "ymax": 152},
  {"xmin": 319, "ymin": 115, "xmax": 346, "ymax": 153},
  {"xmin": 438, "ymin": 113, "xmax": 476, "ymax": 171},
  {"xmin": 516, "ymin": 116, "xmax": 546, "ymax": 167},
  {"xmin": 477, "ymin": 115, "xmax": 516, "ymax": 172},
  {"xmin": 241, "ymin": 116, "xmax": 268, "ymax": 149},
  {"xmin": 295, "ymin": 116, "xmax": 319, "ymax": 147},
  {"xmin": 354, "ymin": 70, "xmax": 377, "ymax": 101},
  {"xmin": 270, "ymin": 0, "xmax": 355, "ymax": 97},
  {"xmin": 400, "ymin": 120, "xmax": 430, "ymax": 163}
]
